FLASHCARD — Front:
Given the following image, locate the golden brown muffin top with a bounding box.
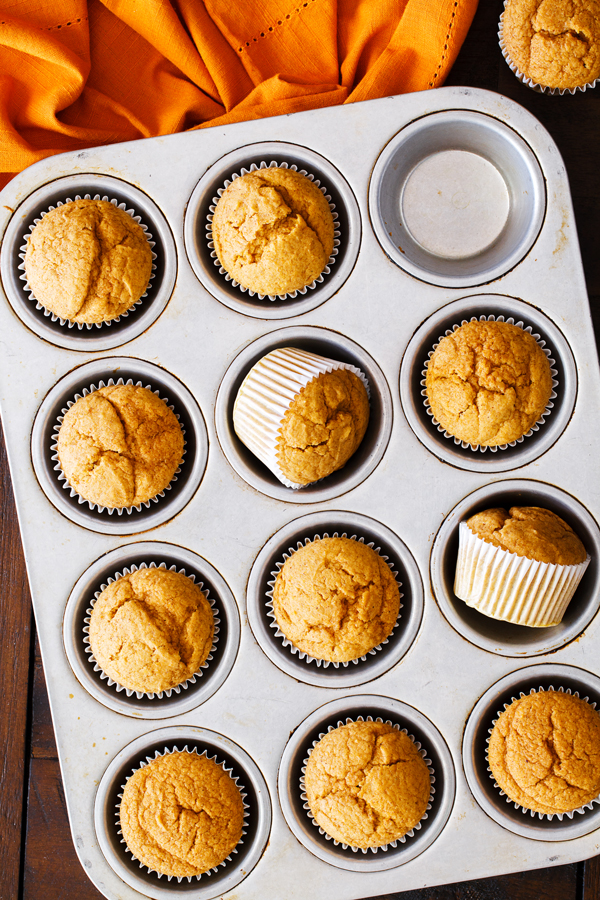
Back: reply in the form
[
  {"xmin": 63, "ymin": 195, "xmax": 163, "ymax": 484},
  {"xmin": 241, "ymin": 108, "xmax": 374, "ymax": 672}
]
[
  {"xmin": 502, "ymin": 0, "xmax": 600, "ymax": 90},
  {"xmin": 467, "ymin": 506, "xmax": 587, "ymax": 565},
  {"xmin": 24, "ymin": 198, "xmax": 152, "ymax": 324},
  {"xmin": 488, "ymin": 690, "xmax": 600, "ymax": 814},
  {"xmin": 276, "ymin": 369, "xmax": 369, "ymax": 484},
  {"xmin": 272, "ymin": 536, "xmax": 400, "ymax": 663},
  {"xmin": 425, "ymin": 320, "xmax": 552, "ymax": 447},
  {"xmin": 304, "ymin": 720, "xmax": 431, "ymax": 848},
  {"xmin": 211, "ymin": 167, "xmax": 334, "ymax": 295},
  {"xmin": 89, "ymin": 568, "xmax": 214, "ymax": 693},
  {"xmin": 57, "ymin": 384, "xmax": 184, "ymax": 509},
  {"xmin": 120, "ymin": 751, "xmax": 244, "ymax": 877}
]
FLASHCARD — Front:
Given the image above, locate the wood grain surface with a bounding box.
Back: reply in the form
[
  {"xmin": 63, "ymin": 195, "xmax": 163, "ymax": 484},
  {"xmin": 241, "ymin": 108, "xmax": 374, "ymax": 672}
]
[{"xmin": 1, "ymin": 0, "xmax": 600, "ymax": 897}]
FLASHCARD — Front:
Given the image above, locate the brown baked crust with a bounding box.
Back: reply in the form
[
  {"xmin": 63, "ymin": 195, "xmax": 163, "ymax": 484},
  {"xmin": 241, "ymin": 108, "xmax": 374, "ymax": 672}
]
[
  {"xmin": 488, "ymin": 691, "xmax": 600, "ymax": 814},
  {"xmin": 304, "ymin": 720, "xmax": 431, "ymax": 847},
  {"xmin": 425, "ymin": 320, "xmax": 552, "ymax": 447},
  {"xmin": 272, "ymin": 536, "xmax": 400, "ymax": 662},
  {"xmin": 120, "ymin": 751, "xmax": 244, "ymax": 877},
  {"xmin": 57, "ymin": 384, "xmax": 184, "ymax": 509},
  {"xmin": 276, "ymin": 369, "xmax": 369, "ymax": 484},
  {"xmin": 502, "ymin": 0, "xmax": 600, "ymax": 90},
  {"xmin": 466, "ymin": 506, "xmax": 587, "ymax": 565},
  {"xmin": 89, "ymin": 568, "xmax": 214, "ymax": 693},
  {"xmin": 24, "ymin": 198, "xmax": 152, "ymax": 323},
  {"xmin": 211, "ymin": 168, "xmax": 334, "ymax": 295}
]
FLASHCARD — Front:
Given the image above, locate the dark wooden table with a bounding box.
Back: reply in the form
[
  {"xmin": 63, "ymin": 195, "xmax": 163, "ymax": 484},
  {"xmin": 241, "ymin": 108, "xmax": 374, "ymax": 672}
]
[{"xmin": 2, "ymin": 2, "xmax": 600, "ymax": 897}]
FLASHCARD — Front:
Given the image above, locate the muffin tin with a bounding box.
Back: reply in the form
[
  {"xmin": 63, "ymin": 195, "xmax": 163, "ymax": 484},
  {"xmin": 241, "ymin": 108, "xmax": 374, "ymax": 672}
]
[{"xmin": 1, "ymin": 86, "xmax": 599, "ymax": 899}]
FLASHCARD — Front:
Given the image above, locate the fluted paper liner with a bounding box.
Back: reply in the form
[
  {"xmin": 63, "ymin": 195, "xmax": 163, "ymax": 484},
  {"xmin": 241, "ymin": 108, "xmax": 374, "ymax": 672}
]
[
  {"xmin": 83, "ymin": 561, "xmax": 220, "ymax": 699},
  {"xmin": 486, "ymin": 686, "xmax": 600, "ymax": 820},
  {"xmin": 116, "ymin": 744, "xmax": 249, "ymax": 882},
  {"xmin": 455, "ymin": 522, "xmax": 590, "ymax": 627},
  {"xmin": 300, "ymin": 715, "xmax": 435, "ymax": 852},
  {"xmin": 19, "ymin": 193, "xmax": 157, "ymax": 329},
  {"xmin": 266, "ymin": 531, "xmax": 402, "ymax": 667},
  {"xmin": 233, "ymin": 347, "xmax": 370, "ymax": 489}
]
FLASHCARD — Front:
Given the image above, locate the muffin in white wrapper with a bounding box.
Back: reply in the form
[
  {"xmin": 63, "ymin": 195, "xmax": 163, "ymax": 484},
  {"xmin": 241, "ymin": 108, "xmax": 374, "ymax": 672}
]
[
  {"xmin": 455, "ymin": 520, "xmax": 590, "ymax": 627},
  {"xmin": 233, "ymin": 347, "xmax": 370, "ymax": 489}
]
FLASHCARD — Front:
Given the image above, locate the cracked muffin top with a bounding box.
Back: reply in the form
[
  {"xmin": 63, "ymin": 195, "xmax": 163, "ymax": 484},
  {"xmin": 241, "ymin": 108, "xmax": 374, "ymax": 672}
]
[
  {"xmin": 89, "ymin": 567, "xmax": 214, "ymax": 693},
  {"xmin": 466, "ymin": 506, "xmax": 587, "ymax": 566},
  {"xmin": 488, "ymin": 690, "xmax": 600, "ymax": 814},
  {"xmin": 502, "ymin": 0, "xmax": 600, "ymax": 90},
  {"xmin": 276, "ymin": 368, "xmax": 369, "ymax": 484},
  {"xmin": 425, "ymin": 320, "xmax": 553, "ymax": 447},
  {"xmin": 271, "ymin": 536, "xmax": 400, "ymax": 662},
  {"xmin": 211, "ymin": 167, "xmax": 334, "ymax": 295},
  {"xmin": 57, "ymin": 384, "xmax": 184, "ymax": 509},
  {"xmin": 304, "ymin": 720, "xmax": 431, "ymax": 848},
  {"xmin": 24, "ymin": 198, "xmax": 153, "ymax": 324},
  {"xmin": 120, "ymin": 750, "xmax": 244, "ymax": 877}
]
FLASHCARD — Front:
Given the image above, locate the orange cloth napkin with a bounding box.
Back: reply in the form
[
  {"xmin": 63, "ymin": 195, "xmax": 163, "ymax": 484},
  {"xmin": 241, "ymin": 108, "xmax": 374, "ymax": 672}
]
[{"xmin": 0, "ymin": 0, "xmax": 478, "ymax": 187}]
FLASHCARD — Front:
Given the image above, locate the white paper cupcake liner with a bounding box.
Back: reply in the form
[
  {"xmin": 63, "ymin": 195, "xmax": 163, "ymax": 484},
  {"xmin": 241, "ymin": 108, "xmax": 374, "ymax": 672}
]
[
  {"xmin": 498, "ymin": 6, "xmax": 600, "ymax": 96},
  {"xmin": 117, "ymin": 744, "xmax": 249, "ymax": 881},
  {"xmin": 266, "ymin": 532, "xmax": 402, "ymax": 667},
  {"xmin": 422, "ymin": 314, "xmax": 558, "ymax": 452},
  {"xmin": 454, "ymin": 522, "xmax": 590, "ymax": 626},
  {"xmin": 51, "ymin": 376, "xmax": 186, "ymax": 514},
  {"xmin": 19, "ymin": 193, "xmax": 157, "ymax": 329},
  {"xmin": 206, "ymin": 160, "xmax": 340, "ymax": 300},
  {"xmin": 83, "ymin": 561, "xmax": 220, "ymax": 698},
  {"xmin": 233, "ymin": 346, "xmax": 370, "ymax": 489},
  {"xmin": 300, "ymin": 715, "xmax": 435, "ymax": 852},
  {"xmin": 486, "ymin": 685, "xmax": 600, "ymax": 820}
]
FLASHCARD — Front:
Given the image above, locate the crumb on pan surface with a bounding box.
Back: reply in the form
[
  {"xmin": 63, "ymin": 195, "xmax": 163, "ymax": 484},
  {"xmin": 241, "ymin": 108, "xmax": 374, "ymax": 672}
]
[
  {"xmin": 57, "ymin": 384, "xmax": 184, "ymax": 509},
  {"xmin": 488, "ymin": 690, "xmax": 600, "ymax": 814},
  {"xmin": 24, "ymin": 198, "xmax": 153, "ymax": 323},
  {"xmin": 467, "ymin": 506, "xmax": 587, "ymax": 565},
  {"xmin": 425, "ymin": 320, "xmax": 552, "ymax": 446},
  {"xmin": 276, "ymin": 368, "xmax": 369, "ymax": 484},
  {"xmin": 211, "ymin": 167, "xmax": 334, "ymax": 295},
  {"xmin": 120, "ymin": 751, "xmax": 244, "ymax": 877},
  {"xmin": 304, "ymin": 720, "xmax": 431, "ymax": 847},
  {"xmin": 502, "ymin": 0, "xmax": 600, "ymax": 90},
  {"xmin": 272, "ymin": 536, "xmax": 400, "ymax": 662},
  {"xmin": 89, "ymin": 568, "xmax": 214, "ymax": 693}
]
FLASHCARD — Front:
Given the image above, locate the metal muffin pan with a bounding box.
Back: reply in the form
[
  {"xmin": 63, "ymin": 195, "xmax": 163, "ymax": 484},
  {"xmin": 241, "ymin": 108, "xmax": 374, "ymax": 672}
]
[
  {"xmin": 0, "ymin": 173, "xmax": 177, "ymax": 351},
  {"xmin": 1, "ymin": 86, "xmax": 600, "ymax": 899}
]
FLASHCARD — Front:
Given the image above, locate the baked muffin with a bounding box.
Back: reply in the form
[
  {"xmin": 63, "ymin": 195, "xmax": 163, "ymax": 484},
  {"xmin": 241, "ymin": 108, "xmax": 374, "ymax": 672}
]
[
  {"xmin": 24, "ymin": 198, "xmax": 153, "ymax": 323},
  {"xmin": 304, "ymin": 720, "xmax": 431, "ymax": 847},
  {"xmin": 88, "ymin": 568, "xmax": 214, "ymax": 693},
  {"xmin": 211, "ymin": 167, "xmax": 335, "ymax": 295},
  {"xmin": 120, "ymin": 750, "xmax": 244, "ymax": 877},
  {"xmin": 271, "ymin": 536, "xmax": 400, "ymax": 662},
  {"xmin": 425, "ymin": 320, "xmax": 553, "ymax": 447},
  {"xmin": 488, "ymin": 690, "xmax": 600, "ymax": 814},
  {"xmin": 454, "ymin": 506, "xmax": 589, "ymax": 626},
  {"xmin": 501, "ymin": 0, "xmax": 600, "ymax": 91},
  {"xmin": 57, "ymin": 384, "xmax": 184, "ymax": 509}
]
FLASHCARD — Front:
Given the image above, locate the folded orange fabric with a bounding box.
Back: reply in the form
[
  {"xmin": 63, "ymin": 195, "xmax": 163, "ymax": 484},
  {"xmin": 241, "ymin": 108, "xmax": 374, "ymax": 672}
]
[{"xmin": 0, "ymin": 0, "xmax": 478, "ymax": 186}]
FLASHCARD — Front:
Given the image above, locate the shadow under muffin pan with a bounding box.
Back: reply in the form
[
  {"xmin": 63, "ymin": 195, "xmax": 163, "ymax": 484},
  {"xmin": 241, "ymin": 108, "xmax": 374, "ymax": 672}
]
[
  {"xmin": 30, "ymin": 357, "xmax": 208, "ymax": 535},
  {"xmin": 368, "ymin": 109, "xmax": 546, "ymax": 288},
  {"xmin": 183, "ymin": 141, "xmax": 361, "ymax": 319},
  {"xmin": 430, "ymin": 479, "xmax": 600, "ymax": 657},
  {"xmin": 63, "ymin": 542, "xmax": 240, "ymax": 718},
  {"xmin": 463, "ymin": 663, "xmax": 600, "ymax": 841},
  {"xmin": 277, "ymin": 694, "xmax": 455, "ymax": 872},
  {"xmin": 215, "ymin": 325, "xmax": 393, "ymax": 503},
  {"xmin": 0, "ymin": 173, "xmax": 177, "ymax": 352},
  {"xmin": 399, "ymin": 294, "xmax": 577, "ymax": 473},
  {"xmin": 94, "ymin": 725, "xmax": 272, "ymax": 900},
  {"xmin": 246, "ymin": 510, "xmax": 423, "ymax": 687}
]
